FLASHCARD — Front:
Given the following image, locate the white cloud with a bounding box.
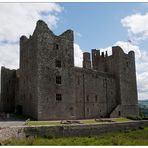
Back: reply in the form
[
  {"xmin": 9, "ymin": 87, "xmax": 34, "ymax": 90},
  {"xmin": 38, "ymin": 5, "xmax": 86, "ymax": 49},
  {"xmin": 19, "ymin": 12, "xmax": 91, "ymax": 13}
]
[
  {"xmin": 121, "ymin": 12, "xmax": 148, "ymax": 100},
  {"xmin": 121, "ymin": 13, "xmax": 148, "ymax": 42},
  {"xmin": 0, "ymin": 44, "xmax": 19, "ymax": 69},
  {"xmin": 0, "ymin": 3, "xmax": 63, "ymax": 42},
  {"xmin": 136, "ymin": 50, "xmax": 148, "ymax": 100},
  {"xmin": 137, "ymin": 72, "xmax": 148, "ymax": 100},
  {"xmin": 74, "ymin": 43, "xmax": 83, "ymax": 67}
]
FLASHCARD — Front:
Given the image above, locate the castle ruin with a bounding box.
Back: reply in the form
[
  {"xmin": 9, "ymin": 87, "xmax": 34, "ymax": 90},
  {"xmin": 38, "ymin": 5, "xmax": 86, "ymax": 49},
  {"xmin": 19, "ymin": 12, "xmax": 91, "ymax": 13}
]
[{"xmin": 0, "ymin": 20, "xmax": 139, "ymax": 120}]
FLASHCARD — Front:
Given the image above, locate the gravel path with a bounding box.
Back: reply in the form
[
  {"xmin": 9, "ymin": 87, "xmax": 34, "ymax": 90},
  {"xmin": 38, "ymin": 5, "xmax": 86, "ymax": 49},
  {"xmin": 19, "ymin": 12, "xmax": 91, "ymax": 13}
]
[{"xmin": 0, "ymin": 121, "xmax": 25, "ymax": 127}]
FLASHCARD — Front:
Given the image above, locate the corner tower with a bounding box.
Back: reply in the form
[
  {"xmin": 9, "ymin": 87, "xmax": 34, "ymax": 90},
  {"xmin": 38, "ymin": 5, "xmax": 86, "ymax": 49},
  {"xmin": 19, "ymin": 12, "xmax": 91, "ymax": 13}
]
[
  {"xmin": 91, "ymin": 46, "xmax": 139, "ymax": 117},
  {"xmin": 35, "ymin": 20, "xmax": 75, "ymax": 120},
  {"xmin": 109, "ymin": 46, "xmax": 139, "ymax": 117},
  {"xmin": 19, "ymin": 20, "xmax": 75, "ymax": 120}
]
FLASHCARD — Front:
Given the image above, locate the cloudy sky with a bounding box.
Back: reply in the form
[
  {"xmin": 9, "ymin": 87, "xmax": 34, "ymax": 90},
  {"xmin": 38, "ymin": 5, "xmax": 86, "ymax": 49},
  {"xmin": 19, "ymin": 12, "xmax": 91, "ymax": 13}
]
[{"xmin": 0, "ymin": 3, "xmax": 148, "ymax": 100}]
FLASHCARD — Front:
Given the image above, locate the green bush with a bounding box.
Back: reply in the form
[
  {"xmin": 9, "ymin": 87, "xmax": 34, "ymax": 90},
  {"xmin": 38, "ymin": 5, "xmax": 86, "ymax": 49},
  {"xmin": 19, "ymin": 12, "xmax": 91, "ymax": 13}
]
[
  {"xmin": 127, "ymin": 116, "xmax": 142, "ymax": 120},
  {"xmin": 142, "ymin": 117, "xmax": 148, "ymax": 120},
  {"xmin": 139, "ymin": 126, "xmax": 144, "ymax": 130}
]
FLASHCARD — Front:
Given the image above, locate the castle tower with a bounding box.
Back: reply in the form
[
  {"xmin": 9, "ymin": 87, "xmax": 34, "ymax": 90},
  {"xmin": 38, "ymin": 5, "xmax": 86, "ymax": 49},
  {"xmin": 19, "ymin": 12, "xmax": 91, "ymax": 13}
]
[
  {"xmin": 91, "ymin": 49, "xmax": 107, "ymax": 72},
  {"xmin": 83, "ymin": 52, "xmax": 91, "ymax": 69},
  {"xmin": 19, "ymin": 20, "xmax": 76, "ymax": 120},
  {"xmin": 109, "ymin": 46, "xmax": 139, "ymax": 117}
]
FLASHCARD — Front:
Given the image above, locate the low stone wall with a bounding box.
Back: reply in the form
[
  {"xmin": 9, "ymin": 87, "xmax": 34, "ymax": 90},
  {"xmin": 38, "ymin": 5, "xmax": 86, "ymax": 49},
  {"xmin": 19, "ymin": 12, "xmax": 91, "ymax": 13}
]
[
  {"xmin": 0, "ymin": 127, "xmax": 25, "ymax": 141},
  {"xmin": 0, "ymin": 120, "xmax": 148, "ymax": 142}
]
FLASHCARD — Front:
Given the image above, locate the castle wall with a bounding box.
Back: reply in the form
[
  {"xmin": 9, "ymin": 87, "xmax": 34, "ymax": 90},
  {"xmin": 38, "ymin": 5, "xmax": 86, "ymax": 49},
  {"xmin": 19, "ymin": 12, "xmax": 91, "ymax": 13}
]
[
  {"xmin": 74, "ymin": 67, "xmax": 117, "ymax": 119},
  {"xmin": 0, "ymin": 67, "xmax": 18, "ymax": 113},
  {"xmin": 19, "ymin": 34, "xmax": 38, "ymax": 118}
]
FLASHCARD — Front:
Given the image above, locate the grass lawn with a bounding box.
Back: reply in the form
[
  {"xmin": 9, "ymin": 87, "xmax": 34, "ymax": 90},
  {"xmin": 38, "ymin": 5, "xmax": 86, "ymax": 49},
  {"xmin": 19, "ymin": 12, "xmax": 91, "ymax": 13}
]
[
  {"xmin": 26, "ymin": 121, "xmax": 61, "ymax": 126},
  {"xmin": 25, "ymin": 117, "xmax": 132, "ymax": 126},
  {"xmin": 112, "ymin": 117, "xmax": 132, "ymax": 122},
  {"xmin": 3, "ymin": 127, "xmax": 148, "ymax": 146}
]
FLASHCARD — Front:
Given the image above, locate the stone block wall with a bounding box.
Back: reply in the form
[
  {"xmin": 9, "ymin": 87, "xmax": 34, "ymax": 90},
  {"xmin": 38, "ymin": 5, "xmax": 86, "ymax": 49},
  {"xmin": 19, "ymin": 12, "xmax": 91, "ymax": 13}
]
[
  {"xmin": 0, "ymin": 67, "xmax": 18, "ymax": 113},
  {"xmin": 0, "ymin": 121, "xmax": 148, "ymax": 142}
]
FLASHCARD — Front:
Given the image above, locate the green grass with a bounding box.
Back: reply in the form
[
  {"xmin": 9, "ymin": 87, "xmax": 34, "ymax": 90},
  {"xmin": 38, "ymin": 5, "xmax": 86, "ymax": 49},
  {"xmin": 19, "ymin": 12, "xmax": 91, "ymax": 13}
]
[
  {"xmin": 3, "ymin": 127, "xmax": 148, "ymax": 146},
  {"xmin": 112, "ymin": 117, "xmax": 132, "ymax": 122},
  {"xmin": 80, "ymin": 119, "xmax": 99, "ymax": 124},
  {"xmin": 26, "ymin": 121, "xmax": 61, "ymax": 126},
  {"xmin": 25, "ymin": 118, "xmax": 132, "ymax": 126}
]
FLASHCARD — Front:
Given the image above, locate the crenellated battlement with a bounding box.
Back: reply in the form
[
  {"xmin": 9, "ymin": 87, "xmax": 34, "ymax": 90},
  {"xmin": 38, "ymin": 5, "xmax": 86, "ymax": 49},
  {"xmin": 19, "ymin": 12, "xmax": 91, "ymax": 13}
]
[{"xmin": 83, "ymin": 46, "xmax": 135, "ymax": 72}]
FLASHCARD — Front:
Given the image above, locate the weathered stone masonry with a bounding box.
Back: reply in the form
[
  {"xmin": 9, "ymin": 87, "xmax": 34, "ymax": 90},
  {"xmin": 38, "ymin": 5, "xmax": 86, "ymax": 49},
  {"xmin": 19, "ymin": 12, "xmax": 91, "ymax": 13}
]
[
  {"xmin": 0, "ymin": 20, "xmax": 139, "ymax": 120},
  {"xmin": 1, "ymin": 121, "xmax": 148, "ymax": 142}
]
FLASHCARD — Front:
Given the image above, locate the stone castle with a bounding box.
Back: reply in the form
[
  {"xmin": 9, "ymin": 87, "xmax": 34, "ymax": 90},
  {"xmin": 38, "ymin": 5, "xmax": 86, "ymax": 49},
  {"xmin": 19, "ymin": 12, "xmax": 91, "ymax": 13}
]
[{"xmin": 0, "ymin": 20, "xmax": 139, "ymax": 120}]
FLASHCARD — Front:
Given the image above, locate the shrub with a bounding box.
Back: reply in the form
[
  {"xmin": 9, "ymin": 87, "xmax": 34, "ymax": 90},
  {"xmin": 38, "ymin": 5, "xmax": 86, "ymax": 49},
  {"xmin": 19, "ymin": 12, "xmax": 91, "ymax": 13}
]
[
  {"xmin": 139, "ymin": 126, "xmax": 144, "ymax": 130},
  {"xmin": 127, "ymin": 116, "xmax": 142, "ymax": 120},
  {"xmin": 42, "ymin": 134, "xmax": 55, "ymax": 139},
  {"xmin": 142, "ymin": 117, "xmax": 148, "ymax": 120}
]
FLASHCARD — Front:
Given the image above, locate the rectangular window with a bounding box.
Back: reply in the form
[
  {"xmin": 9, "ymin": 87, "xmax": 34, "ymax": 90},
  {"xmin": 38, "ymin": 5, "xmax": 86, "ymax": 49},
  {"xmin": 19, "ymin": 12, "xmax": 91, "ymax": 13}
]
[
  {"xmin": 56, "ymin": 76, "xmax": 61, "ymax": 84},
  {"xmin": 56, "ymin": 60, "xmax": 61, "ymax": 68},
  {"xmin": 56, "ymin": 94, "xmax": 62, "ymax": 101}
]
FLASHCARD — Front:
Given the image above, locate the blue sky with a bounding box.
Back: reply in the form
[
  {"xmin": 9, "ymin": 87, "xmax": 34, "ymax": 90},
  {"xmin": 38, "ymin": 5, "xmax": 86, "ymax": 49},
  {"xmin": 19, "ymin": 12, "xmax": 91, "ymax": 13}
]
[
  {"xmin": 0, "ymin": 3, "xmax": 148, "ymax": 100},
  {"xmin": 53, "ymin": 3, "xmax": 147, "ymax": 51}
]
